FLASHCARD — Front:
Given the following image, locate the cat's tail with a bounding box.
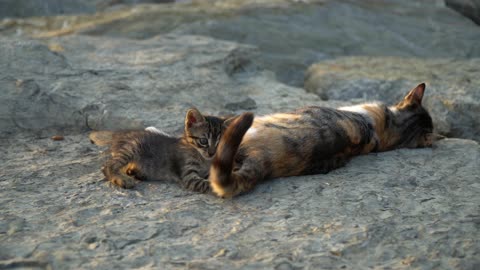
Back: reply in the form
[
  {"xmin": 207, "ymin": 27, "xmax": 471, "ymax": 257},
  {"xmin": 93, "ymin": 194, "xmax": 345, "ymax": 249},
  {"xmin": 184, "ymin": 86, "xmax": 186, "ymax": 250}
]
[
  {"xmin": 89, "ymin": 131, "xmax": 114, "ymax": 146},
  {"xmin": 209, "ymin": 112, "xmax": 254, "ymax": 197}
]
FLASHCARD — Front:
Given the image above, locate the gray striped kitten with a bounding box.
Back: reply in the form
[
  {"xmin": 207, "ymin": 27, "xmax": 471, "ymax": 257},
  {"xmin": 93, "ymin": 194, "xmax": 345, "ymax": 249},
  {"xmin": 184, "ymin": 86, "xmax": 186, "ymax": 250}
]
[{"xmin": 89, "ymin": 108, "xmax": 233, "ymax": 192}]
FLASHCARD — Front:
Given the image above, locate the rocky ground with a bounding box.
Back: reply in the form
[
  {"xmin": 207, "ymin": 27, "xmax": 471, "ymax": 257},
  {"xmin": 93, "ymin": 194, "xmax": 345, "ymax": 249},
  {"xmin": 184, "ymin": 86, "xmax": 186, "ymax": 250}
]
[{"xmin": 0, "ymin": 0, "xmax": 479, "ymax": 269}]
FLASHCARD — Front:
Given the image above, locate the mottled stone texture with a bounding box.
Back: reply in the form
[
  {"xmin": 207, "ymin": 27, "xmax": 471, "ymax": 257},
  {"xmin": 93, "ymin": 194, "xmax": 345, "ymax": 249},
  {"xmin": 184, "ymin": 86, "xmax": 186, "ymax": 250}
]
[
  {"xmin": 1, "ymin": 134, "xmax": 479, "ymax": 269},
  {"xmin": 0, "ymin": 35, "xmax": 324, "ymax": 137},
  {"xmin": 0, "ymin": 0, "xmax": 174, "ymax": 18},
  {"xmin": 1, "ymin": 0, "xmax": 479, "ymax": 86},
  {"xmin": 1, "ymin": 0, "xmax": 480, "ymax": 269}
]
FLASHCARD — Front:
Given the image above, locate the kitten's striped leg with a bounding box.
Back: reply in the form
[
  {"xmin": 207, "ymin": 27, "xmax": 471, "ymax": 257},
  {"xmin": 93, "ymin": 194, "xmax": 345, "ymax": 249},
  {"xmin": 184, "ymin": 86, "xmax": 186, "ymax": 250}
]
[
  {"xmin": 181, "ymin": 170, "xmax": 211, "ymax": 193},
  {"xmin": 180, "ymin": 159, "xmax": 211, "ymax": 193}
]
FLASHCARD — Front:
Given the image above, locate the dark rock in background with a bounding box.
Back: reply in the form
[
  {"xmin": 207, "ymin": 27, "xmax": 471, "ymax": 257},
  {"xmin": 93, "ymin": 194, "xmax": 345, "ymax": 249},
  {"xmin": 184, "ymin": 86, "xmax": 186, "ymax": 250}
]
[
  {"xmin": 446, "ymin": 0, "xmax": 480, "ymax": 25},
  {"xmin": 225, "ymin": 97, "xmax": 257, "ymax": 110},
  {"xmin": 1, "ymin": 0, "xmax": 479, "ymax": 86},
  {"xmin": 0, "ymin": 0, "xmax": 98, "ymax": 18},
  {"xmin": 0, "ymin": 0, "xmax": 174, "ymax": 19}
]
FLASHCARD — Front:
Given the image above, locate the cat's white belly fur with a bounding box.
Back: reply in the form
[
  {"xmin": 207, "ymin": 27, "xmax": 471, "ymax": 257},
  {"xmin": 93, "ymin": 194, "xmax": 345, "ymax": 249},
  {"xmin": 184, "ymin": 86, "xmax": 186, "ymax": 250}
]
[
  {"xmin": 338, "ymin": 104, "xmax": 379, "ymax": 125},
  {"xmin": 145, "ymin": 126, "xmax": 171, "ymax": 137},
  {"xmin": 338, "ymin": 104, "xmax": 370, "ymax": 115}
]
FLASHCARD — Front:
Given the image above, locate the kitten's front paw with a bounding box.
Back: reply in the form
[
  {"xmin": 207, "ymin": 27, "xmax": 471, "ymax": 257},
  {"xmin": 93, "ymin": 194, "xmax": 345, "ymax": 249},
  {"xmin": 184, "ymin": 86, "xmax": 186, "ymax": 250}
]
[{"xmin": 111, "ymin": 175, "xmax": 136, "ymax": 189}]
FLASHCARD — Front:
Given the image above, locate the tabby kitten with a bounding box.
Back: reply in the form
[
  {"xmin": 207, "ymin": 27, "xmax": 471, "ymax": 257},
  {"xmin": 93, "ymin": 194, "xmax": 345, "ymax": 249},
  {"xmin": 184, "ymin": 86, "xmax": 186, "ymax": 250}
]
[
  {"xmin": 210, "ymin": 83, "xmax": 442, "ymax": 197},
  {"xmin": 90, "ymin": 108, "xmax": 232, "ymax": 192}
]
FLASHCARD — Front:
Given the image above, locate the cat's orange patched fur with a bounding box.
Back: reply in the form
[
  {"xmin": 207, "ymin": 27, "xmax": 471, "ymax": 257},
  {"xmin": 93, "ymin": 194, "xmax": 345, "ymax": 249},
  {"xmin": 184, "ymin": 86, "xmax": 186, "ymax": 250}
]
[{"xmin": 210, "ymin": 83, "xmax": 440, "ymax": 197}]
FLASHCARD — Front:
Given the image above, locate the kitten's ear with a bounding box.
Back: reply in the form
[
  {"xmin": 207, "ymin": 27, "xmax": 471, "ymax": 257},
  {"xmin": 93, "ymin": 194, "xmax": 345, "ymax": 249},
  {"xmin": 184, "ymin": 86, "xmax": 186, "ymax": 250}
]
[
  {"xmin": 403, "ymin": 83, "xmax": 426, "ymax": 105},
  {"xmin": 185, "ymin": 107, "xmax": 206, "ymax": 128}
]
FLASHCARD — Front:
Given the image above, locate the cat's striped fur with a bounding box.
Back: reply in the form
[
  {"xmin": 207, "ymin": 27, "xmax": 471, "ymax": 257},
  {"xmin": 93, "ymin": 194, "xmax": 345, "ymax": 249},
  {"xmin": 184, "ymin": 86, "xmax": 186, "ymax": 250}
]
[
  {"xmin": 90, "ymin": 108, "xmax": 232, "ymax": 192},
  {"xmin": 210, "ymin": 83, "xmax": 440, "ymax": 197}
]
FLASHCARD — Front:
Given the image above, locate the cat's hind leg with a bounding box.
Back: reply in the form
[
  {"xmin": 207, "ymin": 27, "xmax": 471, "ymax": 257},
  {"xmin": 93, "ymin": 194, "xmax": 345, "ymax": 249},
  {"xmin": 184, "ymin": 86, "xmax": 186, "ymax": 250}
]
[{"xmin": 102, "ymin": 157, "xmax": 137, "ymax": 189}]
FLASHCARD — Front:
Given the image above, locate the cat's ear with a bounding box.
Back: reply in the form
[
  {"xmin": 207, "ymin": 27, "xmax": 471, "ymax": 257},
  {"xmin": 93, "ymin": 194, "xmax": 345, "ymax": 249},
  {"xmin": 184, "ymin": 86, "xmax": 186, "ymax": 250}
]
[
  {"xmin": 403, "ymin": 83, "xmax": 426, "ymax": 106},
  {"xmin": 185, "ymin": 107, "xmax": 206, "ymax": 128}
]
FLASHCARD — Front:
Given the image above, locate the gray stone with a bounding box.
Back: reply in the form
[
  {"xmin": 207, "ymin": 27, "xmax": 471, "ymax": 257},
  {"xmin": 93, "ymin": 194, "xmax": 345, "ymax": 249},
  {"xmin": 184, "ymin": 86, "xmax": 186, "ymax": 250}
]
[
  {"xmin": 1, "ymin": 0, "xmax": 479, "ymax": 86},
  {"xmin": 0, "ymin": 34, "xmax": 324, "ymax": 137},
  {"xmin": 0, "ymin": 0, "xmax": 98, "ymax": 18},
  {"xmin": 446, "ymin": 0, "xmax": 480, "ymax": 25},
  {"xmin": 305, "ymin": 57, "xmax": 480, "ymax": 140},
  {"xmin": 0, "ymin": 33, "xmax": 479, "ymax": 269},
  {"xmin": 1, "ymin": 132, "xmax": 478, "ymax": 269},
  {"xmin": 225, "ymin": 97, "xmax": 257, "ymax": 111},
  {"xmin": 0, "ymin": 1, "xmax": 479, "ymax": 269},
  {"xmin": 0, "ymin": 0, "xmax": 174, "ymax": 19}
]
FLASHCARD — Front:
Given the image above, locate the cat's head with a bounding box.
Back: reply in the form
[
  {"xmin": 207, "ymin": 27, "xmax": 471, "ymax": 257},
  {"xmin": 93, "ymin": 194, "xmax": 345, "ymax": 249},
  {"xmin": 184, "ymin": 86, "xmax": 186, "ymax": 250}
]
[
  {"xmin": 184, "ymin": 108, "xmax": 235, "ymax": 159},
  {"xmin": 390, "ymin": 83, "xmax": 443, "ymax": 148}
]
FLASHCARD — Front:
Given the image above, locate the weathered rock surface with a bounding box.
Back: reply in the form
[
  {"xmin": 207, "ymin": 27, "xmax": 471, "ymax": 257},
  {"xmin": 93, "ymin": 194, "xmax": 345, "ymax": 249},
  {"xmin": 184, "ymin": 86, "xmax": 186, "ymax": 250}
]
[
  {"xmin": 0, "ymin": 0, "xmax": 174, "ymax": 19},
  {"xmin": 304, "ymin": 57, "xmax": 480, "ymax": 141},
  {"xmin": 1, "ymin": 133, "xmax": 479, "ymax": 269},
  {"xmin": 1, "ymin": 33, "xmax": 479, "ymax": 269},
  {"xmin": 1, "ymin": 0, "xmax": 480, "ymax": 269},
  {"xmin": 0, "ymin": 34, "xmax": 327, "ymax": 137},
  {"xmin": 1, "ymin": 0, "xmax": 479, "ymax": 86}
]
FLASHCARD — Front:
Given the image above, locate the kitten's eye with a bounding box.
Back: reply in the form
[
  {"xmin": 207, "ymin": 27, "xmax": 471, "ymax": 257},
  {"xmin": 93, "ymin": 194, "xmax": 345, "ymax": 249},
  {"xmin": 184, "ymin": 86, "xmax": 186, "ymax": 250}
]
[{"xmin": 198, "ymin": 138, "xmax": 208, "ymax": 146}]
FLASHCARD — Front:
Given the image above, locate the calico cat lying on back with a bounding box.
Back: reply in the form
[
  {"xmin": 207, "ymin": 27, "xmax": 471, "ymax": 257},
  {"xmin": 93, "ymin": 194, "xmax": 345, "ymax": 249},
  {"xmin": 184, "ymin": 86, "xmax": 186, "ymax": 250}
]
[
  {"xmin": 90, "ymin": 108, "xmax": 234, "ymax": 192},
  {"xmin": 210, "ymin": 83, "xmax": 442, "ymax": 197}
]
